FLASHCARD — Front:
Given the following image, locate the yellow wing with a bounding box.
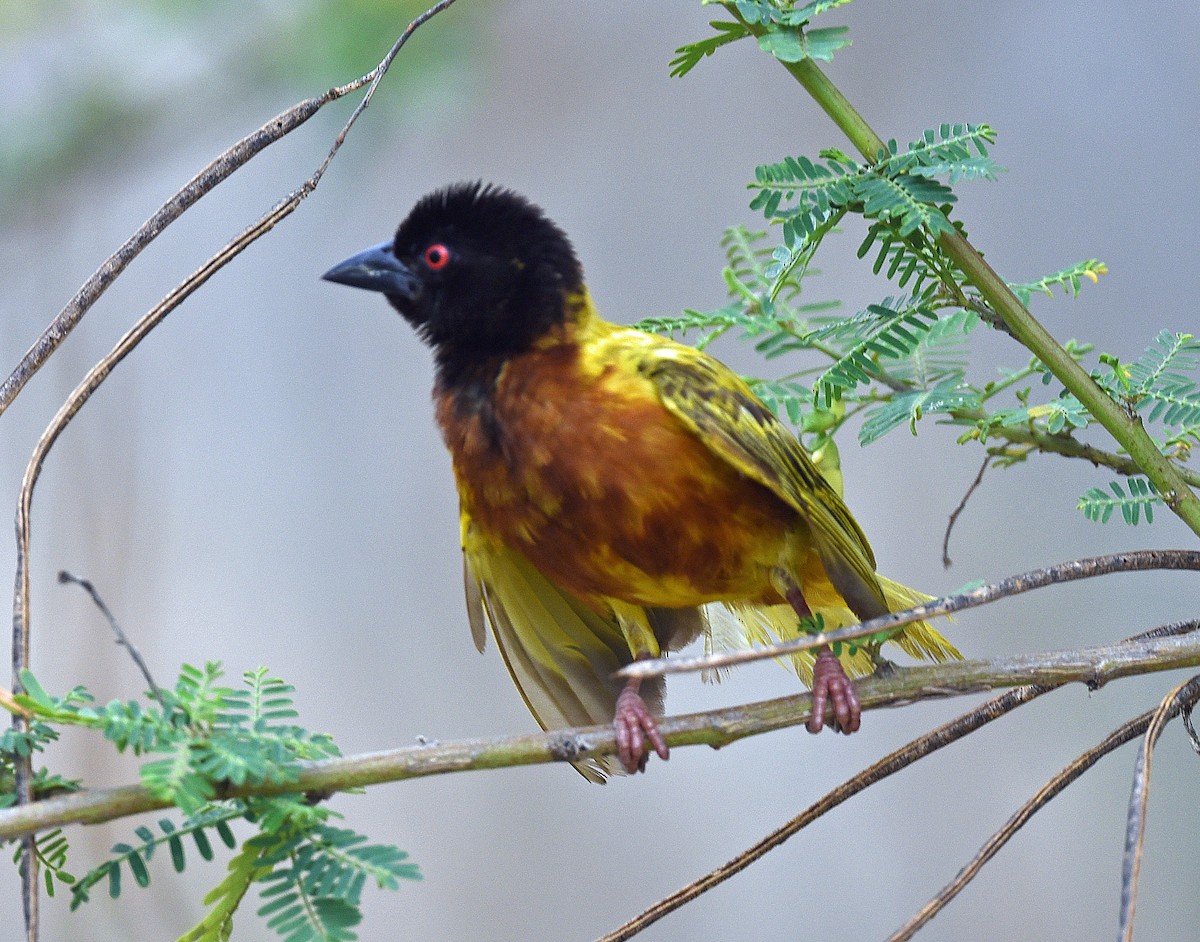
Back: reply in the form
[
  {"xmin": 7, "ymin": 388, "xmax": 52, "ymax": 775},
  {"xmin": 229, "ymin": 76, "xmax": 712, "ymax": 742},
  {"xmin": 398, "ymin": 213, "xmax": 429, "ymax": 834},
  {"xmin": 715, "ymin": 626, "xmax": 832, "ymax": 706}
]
[
  {"xmin": 635, "ymin": 341, "xmax": 889, "ymax": 621},
  {"xmin": 624, "ymin": 334, "xmax": 959, "ymax": 668},
  {"xmin": 461, "ymin": 511, "xmax": 650, "ymax": 783}
]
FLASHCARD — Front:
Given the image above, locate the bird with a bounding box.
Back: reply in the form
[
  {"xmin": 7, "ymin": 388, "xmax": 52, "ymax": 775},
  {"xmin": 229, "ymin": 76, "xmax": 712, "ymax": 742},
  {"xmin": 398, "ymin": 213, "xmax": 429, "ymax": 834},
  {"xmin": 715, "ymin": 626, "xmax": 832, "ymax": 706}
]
[{"xmin": 322, "ymin": 182, "xmax": 959, "ymax": 781}]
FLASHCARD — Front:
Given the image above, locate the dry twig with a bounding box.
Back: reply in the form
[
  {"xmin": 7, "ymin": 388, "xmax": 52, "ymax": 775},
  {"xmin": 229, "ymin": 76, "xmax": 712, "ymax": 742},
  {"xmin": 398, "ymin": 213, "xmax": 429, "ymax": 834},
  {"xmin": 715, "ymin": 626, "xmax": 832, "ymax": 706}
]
[
  {"xmin": 620, "ymin": 550, "xmax": 1200, "ymax": 680},
  {"xmin": 600, "ymin": 620, "xmax": 1200, "ymax": 942},
  {"xmin": 6, "ymin": 4, "xmax": 462, "ymax": 938},
  {"xmin": 1116, "ymin": 673, "xmax": 1200, "ymax": 942}
]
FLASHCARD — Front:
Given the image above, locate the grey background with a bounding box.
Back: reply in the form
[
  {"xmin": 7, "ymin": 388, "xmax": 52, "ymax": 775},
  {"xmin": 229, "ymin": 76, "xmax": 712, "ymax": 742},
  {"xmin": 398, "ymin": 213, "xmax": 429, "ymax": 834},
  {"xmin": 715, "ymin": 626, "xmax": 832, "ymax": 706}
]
[{"xmin": 2, "ymin": 2, "xmax": 1198, "ymax": 939}]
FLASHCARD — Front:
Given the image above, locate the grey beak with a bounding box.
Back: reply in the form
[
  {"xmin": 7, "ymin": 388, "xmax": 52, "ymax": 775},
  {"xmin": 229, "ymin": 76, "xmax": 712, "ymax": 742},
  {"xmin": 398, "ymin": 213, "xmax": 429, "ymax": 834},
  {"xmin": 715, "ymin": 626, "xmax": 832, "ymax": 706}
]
[{"xmin": 322, "ymin": 241, "xmax": 420, "ymax": 301}]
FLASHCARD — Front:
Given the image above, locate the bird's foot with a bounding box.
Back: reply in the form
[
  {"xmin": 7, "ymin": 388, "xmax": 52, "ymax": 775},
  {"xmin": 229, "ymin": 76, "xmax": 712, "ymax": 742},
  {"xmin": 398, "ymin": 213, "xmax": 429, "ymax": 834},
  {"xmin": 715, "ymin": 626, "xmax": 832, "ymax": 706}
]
[
  {"xmin": 807, "ymin": 646, "xmax": 861, "ymax": 735},
  {"xmin": 614, "ymin": 679, "xmax": 668, "ymax": 774}
]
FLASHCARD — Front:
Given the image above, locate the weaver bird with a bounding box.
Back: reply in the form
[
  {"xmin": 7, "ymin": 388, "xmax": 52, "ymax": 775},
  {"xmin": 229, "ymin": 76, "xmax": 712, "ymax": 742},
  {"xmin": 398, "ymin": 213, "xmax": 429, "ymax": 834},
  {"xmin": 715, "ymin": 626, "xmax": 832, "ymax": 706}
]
[{"xmin": 323, "ymin": 182, "xmax": 959, "ymax": 780}]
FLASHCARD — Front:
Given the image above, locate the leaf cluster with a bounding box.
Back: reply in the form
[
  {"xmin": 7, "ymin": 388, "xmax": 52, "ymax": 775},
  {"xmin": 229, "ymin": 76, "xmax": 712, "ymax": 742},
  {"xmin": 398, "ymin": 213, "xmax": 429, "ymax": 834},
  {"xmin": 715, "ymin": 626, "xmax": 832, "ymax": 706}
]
[
  {"xmin": 4, "ymin": 664, "xmax": 421, "ymax": 940},
  {"xmin": 670, "ymin": 1, "xmax": 853, "ymax": 78},
  {"xmin": 664, "ymin": 8, "xmax": 1200, "ymax": 528},
  {"xmin": 638, "ymin": 93, "xmax": 1199, "ymax": 527}
]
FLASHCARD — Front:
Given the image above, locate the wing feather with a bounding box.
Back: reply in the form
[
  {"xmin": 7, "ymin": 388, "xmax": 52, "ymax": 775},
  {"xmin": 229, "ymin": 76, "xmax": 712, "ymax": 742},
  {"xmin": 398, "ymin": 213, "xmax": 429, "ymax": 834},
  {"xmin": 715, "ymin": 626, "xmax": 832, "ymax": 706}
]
[
  {"xmin": 636, "ymin": 342, "xmax": 889, "ymax": 619},
  {"xmin": 462, "ymin": 513, "xmax": 645, "ymax": 782}
]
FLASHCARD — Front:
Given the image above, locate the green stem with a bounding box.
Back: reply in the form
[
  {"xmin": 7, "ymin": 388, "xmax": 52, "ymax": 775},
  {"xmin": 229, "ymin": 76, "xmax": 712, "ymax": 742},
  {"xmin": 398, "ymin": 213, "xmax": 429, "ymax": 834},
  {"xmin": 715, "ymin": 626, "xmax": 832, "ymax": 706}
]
[{"xmin": 764, "ymin": 47, "xmax": 1200, "ymax": 537}]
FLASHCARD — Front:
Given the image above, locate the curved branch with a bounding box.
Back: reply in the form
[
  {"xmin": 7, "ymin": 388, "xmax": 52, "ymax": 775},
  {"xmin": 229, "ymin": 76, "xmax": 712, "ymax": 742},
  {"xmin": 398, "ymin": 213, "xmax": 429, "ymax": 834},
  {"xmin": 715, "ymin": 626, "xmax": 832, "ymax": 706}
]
[
  {"xmin": 597, "ymin": 683, "xmax": 1057, "ymax": 942},
  {"xmin": 0, "ymin": 0, "xmax": 460, "ymax": 418},
  {"xmin": 3, "ymin": 624, "xmax": 1200, "ymax": 844},
  {"xmin": 888, "ymin": 673, "xmax": 1200, "ymax": 942},
  {"xmin": 1116, "ymin": 675, "xmax": 1200, "ymax": 942},
  {"xmin": 620, "ymin": 550, "xmax": 1200, "ymax": 681},
  {"xmin": 5, "ymin": 3, "xmax": 463, "ymax": 937},
  {"xmin": 599, "ymin": 619, "xmax": 1199, "ymax": 942}
]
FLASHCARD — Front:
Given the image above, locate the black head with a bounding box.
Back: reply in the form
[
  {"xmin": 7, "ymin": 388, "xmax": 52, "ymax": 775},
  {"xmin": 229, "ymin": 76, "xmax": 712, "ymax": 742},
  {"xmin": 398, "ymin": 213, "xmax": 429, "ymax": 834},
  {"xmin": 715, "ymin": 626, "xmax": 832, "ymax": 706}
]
[{"xmin": 322, "ymin": 183, "xmax": 584, "ymax": 369}]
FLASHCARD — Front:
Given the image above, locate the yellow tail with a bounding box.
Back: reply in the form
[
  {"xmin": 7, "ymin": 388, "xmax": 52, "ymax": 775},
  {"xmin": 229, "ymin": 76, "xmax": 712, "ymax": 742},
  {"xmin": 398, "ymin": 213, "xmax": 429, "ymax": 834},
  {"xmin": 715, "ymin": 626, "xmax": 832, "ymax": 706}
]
[{"xmin": 724, "ymin": 575, "xmax": 959, "ymax": 685}]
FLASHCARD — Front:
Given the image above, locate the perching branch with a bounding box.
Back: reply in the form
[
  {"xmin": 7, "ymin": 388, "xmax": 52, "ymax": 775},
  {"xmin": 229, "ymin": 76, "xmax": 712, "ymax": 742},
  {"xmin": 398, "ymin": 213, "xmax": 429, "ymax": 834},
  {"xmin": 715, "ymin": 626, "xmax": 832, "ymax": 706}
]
[
  {"xmin": 620, "ymin": 550, "xmax": 1200, "ymax": 681},
  {"xmin": 597, "ymin": 684, "xmax": 1058, "ymax": 942},
  {"xmin": 601, "ymin": 620, "xmax": 1200, "ymax": 942},
  {"xmin": 4, "ymin": 623, "xmax": 1200, "ymax": 845}
]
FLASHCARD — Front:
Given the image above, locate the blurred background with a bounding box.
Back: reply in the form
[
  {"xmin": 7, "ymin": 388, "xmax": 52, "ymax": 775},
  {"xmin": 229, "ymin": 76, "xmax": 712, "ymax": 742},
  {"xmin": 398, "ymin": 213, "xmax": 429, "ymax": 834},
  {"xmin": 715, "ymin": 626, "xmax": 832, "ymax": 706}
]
[{"xmin": 2, "ymin": 1, "xmax": 1199, "ymax": 939}]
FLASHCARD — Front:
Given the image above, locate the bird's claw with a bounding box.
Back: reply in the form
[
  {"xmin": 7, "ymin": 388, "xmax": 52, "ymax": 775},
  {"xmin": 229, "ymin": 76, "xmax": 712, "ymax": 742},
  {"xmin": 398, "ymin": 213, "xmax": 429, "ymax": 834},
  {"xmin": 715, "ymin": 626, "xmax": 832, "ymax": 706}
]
[
  {"xmin": 614, "ymin": 683, "xmax": 668, "ymax": 773},
  {"xmin": 807, "ymin": 646, "xmax": 861, "ymax": 735}
]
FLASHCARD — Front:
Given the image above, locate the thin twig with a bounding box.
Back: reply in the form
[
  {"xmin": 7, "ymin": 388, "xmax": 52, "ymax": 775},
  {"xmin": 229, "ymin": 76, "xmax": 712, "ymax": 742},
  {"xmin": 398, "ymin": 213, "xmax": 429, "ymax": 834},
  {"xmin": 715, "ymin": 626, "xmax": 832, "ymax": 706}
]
[
  {"xmin": 7, "ymin": 3, "xmax": 463, "ymax": 938},
  {"xmin": 620, "ymin": 550, "xmax": 1200, "ymax": 680},
  {"xmin": 0, "ymin": 0, "xmax": 460, "ymax": 417},
  {"xmin": 888, "ymin": 674, "xmax": 1200, "ymax": 942},
  {"xmin": 3, "ymin": 623, "xmax": 1200, "ymax": 844},
  {"xmin": 942, "ymin": 454, "xmax": 990, "ymax": 568},
  {"xmin": 1183, "ymin": 701, "xmax": 1200, "ymax": 756},
  {"xmin": 1116, "ymin": 674, "xmax": 1200, "ymax": 942},
  {"xmin": 57, "ymin": 571, "xmax": 165, "ymax": 705},
  {"xmin": 598, "ymin": 620, "xmax": 1200, "ymax": 942}
]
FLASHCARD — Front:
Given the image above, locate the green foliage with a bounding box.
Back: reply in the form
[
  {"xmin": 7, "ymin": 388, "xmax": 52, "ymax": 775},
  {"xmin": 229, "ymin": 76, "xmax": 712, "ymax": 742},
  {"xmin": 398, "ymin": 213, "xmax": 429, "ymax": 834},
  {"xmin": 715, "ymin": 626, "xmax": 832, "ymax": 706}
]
[
  {"xmin": 670, "ymin": 0, "xmax": 854, "ymax": 77},
  {"xmin": 859, "ymin": 377, "xmax": 981, "ymax": 447},
  {"xmin": 656, "ymin": 41, "xmax": 1190, "ymax": 528},
  {"xmin": 5, "ymin": 665, "xmax": 420, "ymax": 940},
  {"xmin": 1079, "ymin": 478, "xmax": 1161, "ymax": 525},
  {"xmin": 811, "ymin": 293, "xmax": 943, "ymax": 405},
  {"xmin": 749, "ymin": 125, "xmax": 998, "ymax": 245},
  {"xmin": 1009, "ymin": 259, "xmax": 1109, "ymax": 305},
  {"xmin": 666, "ymin": 4, "xmax": 1200, "ymax": 529}
]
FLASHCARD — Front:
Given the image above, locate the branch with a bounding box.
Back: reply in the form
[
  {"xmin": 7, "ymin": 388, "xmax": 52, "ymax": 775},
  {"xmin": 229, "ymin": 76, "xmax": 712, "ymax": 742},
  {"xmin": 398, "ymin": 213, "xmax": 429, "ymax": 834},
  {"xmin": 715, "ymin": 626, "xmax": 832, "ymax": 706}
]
[
  {"xmin": 57, "ymin": 571, "xmax": 165, "ymax": 706},
  {"xmin": 889, "ymin": 673, "xmax": 1200, "ymax": 942},
  {"xmin": 0, "ymin": 0, "xmax": 460, "ymax": 418},
  {"xmin": 4, "ymin": 625, "xmax": 1200, "ymax": 844},
  {"xmin": 954, "ymin": 409, "xmax": 1200, "ymax": 489},
  {"xmin": 5, "ymin": 3, "xmax": 463, "ymax": 937},
  {"xmin": 942, "ymin": 454, "xmax": 990, "ymax": 567},
  {"xmin": 620, "ymin": 550, "xmax": 1200, "ymax": 681},
  {"xmin": 724, "ymin": 4, "xmax": 1200, "ymax": 537},
  {"xmin": 1116, "ymin": 674, "xmax": 1200, "ymax": 941},
  {"xmin": 597, "ymin": 684, "xmax": 1057, "ymax": 942},
  {"xmin": 600, "ymin": 620, "xmax": 1200, "ymax": 942}
]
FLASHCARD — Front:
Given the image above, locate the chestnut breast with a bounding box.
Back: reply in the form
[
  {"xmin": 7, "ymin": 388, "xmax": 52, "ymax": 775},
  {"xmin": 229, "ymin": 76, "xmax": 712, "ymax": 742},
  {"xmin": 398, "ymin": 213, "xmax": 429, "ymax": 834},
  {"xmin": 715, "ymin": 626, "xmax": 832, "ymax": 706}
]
[{"xmin": 435, "ymin": 342, "xmax": 798, "ymax": 609}]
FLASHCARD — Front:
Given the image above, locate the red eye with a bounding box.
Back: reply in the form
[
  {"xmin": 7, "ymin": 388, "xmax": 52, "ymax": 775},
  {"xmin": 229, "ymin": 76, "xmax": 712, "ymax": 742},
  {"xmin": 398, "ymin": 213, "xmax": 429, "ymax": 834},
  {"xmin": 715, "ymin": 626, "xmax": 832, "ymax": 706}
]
[{"xmin": 423, "ymin": 243, "xmax": 451, "ymax": 270}]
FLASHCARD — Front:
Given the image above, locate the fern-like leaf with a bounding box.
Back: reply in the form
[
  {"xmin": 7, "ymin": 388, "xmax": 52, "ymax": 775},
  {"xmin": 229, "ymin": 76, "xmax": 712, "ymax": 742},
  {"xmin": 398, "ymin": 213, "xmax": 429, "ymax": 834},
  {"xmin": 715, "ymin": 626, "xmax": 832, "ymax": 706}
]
[
  {"xmin": 813, "ymin": 295, "xmax": 941, "ymax": 404},
  {"xmin": 71, "ymin": 809, "xmax": 242, "ymax": 910},
  {"xmin": 1009, "ymin": 259, "xmax": 1108, "ymax": 305},
  {"xmin": 179, "ymin": 836, "xmax": 275, "ymax": 942},
  {"xmin": 859, "ymin": 375, "xmax": 981, "ymax": 446},
  {"xmin": 988, "ymin": 394, "xmax": 1091, "ymax": 434},
  {"xmin": 1079, "ymin": 478, "xmax": 1160, "ymax": 525},
  {"xmin": 669, "ymin": 20, "xmax": 749, "ymax": 77},
  {"xmin": 745, "ymin": 378, "xmax": 813, "ymax": 425}
]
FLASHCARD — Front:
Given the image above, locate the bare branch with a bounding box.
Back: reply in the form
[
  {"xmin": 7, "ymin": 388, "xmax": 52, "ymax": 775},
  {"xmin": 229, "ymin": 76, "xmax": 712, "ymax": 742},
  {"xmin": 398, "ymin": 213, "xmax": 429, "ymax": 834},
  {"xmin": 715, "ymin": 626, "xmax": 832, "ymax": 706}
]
[
  {"xmin": 597, "ymin": 683, "xmax": 1057, "ymax": 942},
  {"xmin": 620, "ymin": 550, "xmax": 1200, "ymax": 681},
  {"xmin": 889, "ymin": 674, "xmax": 1200, "ymax": 942},
  {"xmin": 0, "ymin": 0, "xmax": 461, "ymax": 418},
  {"xmin": 6, "ymin": 3, "xmax": 463, "ymax": 937},
  {"xmin": 598, "ymin": 620, "xmax": 1200, "ymax": 942},
  {"xmin": 942, "ymin": 454, "xmax": 990, "ymax": 568},
  {"xmin": 57, "ymin": 571, "xmax": 165, "ymax": 706},
  {"xmin": 1117, "ymin": 674, "xmax": 1200, "ymax": 942}
]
